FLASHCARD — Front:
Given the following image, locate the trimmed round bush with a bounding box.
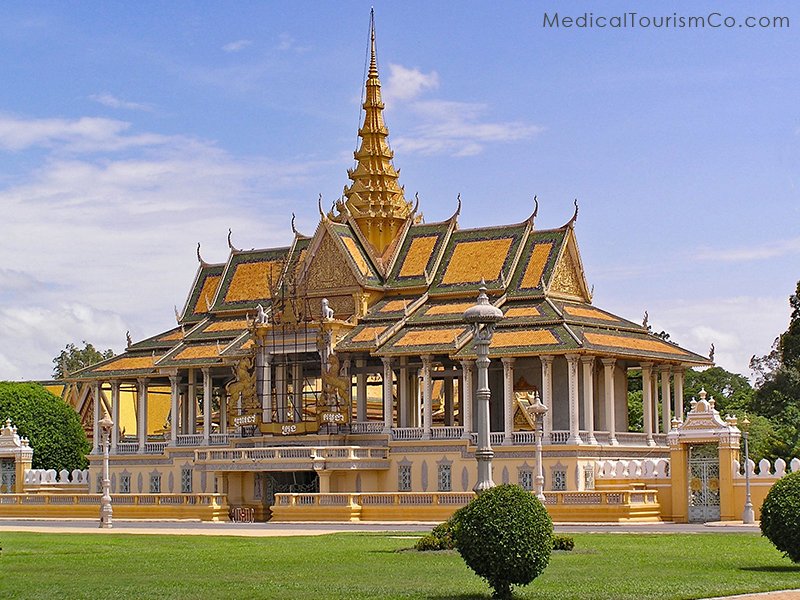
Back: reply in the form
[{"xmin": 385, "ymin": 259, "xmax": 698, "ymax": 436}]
[
  {"xmin": 760, "ymin": 471, "xmax": 800, "ymax": 562},
  {"xmin": 454, "ymin": 485, "xmax": 552, "ymax": 599}
]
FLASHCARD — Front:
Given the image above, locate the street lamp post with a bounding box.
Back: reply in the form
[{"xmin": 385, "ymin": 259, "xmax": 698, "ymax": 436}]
[
  {"xmin": 464, "ymin": 281, "xmax": 504, "ymax": 494},
  {"xmin": 99, "ymin": 416, "xmax": 114, "ymax": 529},
  {"xmin": 528, "ymin": 391, "xmax": 548, "ymax": 502},
  {"xmin": 741, "ymin": 415, "xmax": 755, "ymax": 524}
]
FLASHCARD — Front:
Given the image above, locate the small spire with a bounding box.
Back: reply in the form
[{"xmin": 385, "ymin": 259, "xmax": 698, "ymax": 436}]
[
  {"xmin": 369, "ymin": 7, "xmax": 378, "ymax": 78},
  {"xmin": 338, "ymin": 8, "xmax": 411, "ymax": 255}
]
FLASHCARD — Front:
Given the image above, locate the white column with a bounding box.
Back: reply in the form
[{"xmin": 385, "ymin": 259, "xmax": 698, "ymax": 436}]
[
  {"xmin": 674, "ymin": 367, "xmax": 685, "ymax": 421},
  {"xmin": 641, "ymin": 363, "xmax": 655, "ymax": 446},
  {"xmin": 93, "ymin": 381, "xmax": 102, "ymax": 454},
  {"xmin": 110, "ymin": 380, "xmax": 120, "ymax": 452},
  {"xmin": 581, "ymin": 356, "xmax": 598, "ymax": 445},
  {"xmin": 356, "ymin": 359, "xmax": 367, "ymax": 421},
  {"xmin": 169, "ymin": 374, "xmax": 180, "ymax": 446},
  {"xmin": 540, "ymin": 355, "xmax": 554, "ymax": 441},
  {"xmin": 660, "ymin": 366, "xmax": 672, "ymax": 433},
  {"xmin": 652, "ymin": 370, "xmax": 660, "ymax": 434},
  {"xmin": 276, "ymin": 361, "xmax": 287, "ymax": 422},
  {"xmin": 137, "ymin": 378, "xmax": 149, "ymax": 453},
  {"xmin": 601, "ymin": 359, "xmax": 618, "ymax": 445},
  {"xmin": 187, "ymin": 368, "xmax": 196, "ymax": 434},
  {"xmin": 444, "ymin": 376, "xmax": 454, "ymax": 426},
  {"xmin": 399, "ymin": 357, "xmax": 409, "ymax": 428},
  {"xmin": 262, "ymin": 353, "xmax": 273, "ymax": 424},
  {"xmin": 202, "ymin": 368, "xmax": 212, "ymax": 445},
  {"xmin": 292, "ymin": 361, "xmax": 303, "ymax": 422},
  {"xmin": 382, "ymin": 357, "xmax": 393, "ymax": 434},
  {"xmin": 565, "ymin": 355, "xmax": 582, "ymax": 445},
  {"xmin": 421, "ymin": 355, "xmax": 433, "ymax": 440},
  {"xmin": 502, "ymin": 357, "xmax": 515, "ymax": 445},
  {"xmin": 460, "ymin": 360, "xmax": 474, "ymax": 439}
]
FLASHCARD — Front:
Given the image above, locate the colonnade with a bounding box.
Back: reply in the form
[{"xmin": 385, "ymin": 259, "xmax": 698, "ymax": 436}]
[{"xmin": 90, "ymin": 354, "xmax": 688, "ymax": 453}]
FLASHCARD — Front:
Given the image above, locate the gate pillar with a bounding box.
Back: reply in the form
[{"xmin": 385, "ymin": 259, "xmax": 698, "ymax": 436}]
[
  {"xmin": 667, "ymin": 390, "xmax": 740, "ymax": 523},
  {"xmin": 0, "ymin": 419, "xmax": 34, "ymax": 493}
]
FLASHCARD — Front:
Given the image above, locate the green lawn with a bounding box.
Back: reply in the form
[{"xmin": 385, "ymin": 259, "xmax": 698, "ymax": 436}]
[{"xmin": 0, "ymin": 531, "xmax": 797, "ymax": 599}]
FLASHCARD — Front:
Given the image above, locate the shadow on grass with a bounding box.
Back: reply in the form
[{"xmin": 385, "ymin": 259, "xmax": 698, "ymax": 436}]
[
  {"xmin": 426, "ymin": 595, "xmax": 488, "ymax": 600},
  {"xmin": 740, "ymin": 565, "xmax": 800, "ymax": 573}
]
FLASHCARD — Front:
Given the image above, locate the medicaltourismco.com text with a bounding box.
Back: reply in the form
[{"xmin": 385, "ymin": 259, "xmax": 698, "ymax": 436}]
[{"xmin": 543, "ymin": 12, "xmax": 789, "ymax": 30}]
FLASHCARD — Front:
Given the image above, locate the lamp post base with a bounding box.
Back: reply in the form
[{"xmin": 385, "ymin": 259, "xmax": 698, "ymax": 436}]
[{"xmin": 473, "ymin": 449, "xmax": 495, "ymax": 494}]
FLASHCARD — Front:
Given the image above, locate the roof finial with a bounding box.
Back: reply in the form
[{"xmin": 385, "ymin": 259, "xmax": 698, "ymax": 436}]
[
  {"xmin": 527, "ymin": 195, "xmax": 539, "ymax": 226},
  {"xmin": 565, "ymin": 198, "xmax": 579, "ymax": 228},
  {"xmin": 196, "ymin": 243, "xmax": 208, "ymax": 266},
  {"xmin": 227, "ymin": 228, "xmax": 240, "ymax": 252},
  {"xmin": 369, "ymin": 7, "xmax": 378, "ymax": 78}
]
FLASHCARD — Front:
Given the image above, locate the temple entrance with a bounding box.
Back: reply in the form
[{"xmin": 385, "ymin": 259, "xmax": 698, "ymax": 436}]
[
  {"xmin": 687, "ymin": 443, "xmax": 720, "ymax": 522},
  {"xmin": 0, "ymin": 458, "xmax": 15, "ymax": 493},
  {"xmin": 261, "ymin": 471, "xmax": 319, "ymax": 519}
]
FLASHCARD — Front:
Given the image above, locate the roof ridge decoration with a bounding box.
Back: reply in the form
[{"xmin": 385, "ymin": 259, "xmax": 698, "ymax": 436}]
[
  {"xmin": 196, "ymin": 243, "xmax": 208, "ymax": 267},
  {"xmin": 227, "ymin": 228, "xmax": 240, "ymax": 252},
  {"xmin": 291, "ymin": 213, "xmax": 309, "ymax": 239},
  {"xmin": 331, "ymin": 9, "xmax": 414, "ymax": 257}
]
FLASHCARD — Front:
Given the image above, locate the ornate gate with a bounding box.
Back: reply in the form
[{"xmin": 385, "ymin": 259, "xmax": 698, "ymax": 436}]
[
  {"xmin": 688, "ymin": 443, "xmax": 720, "ymax": 522},
  {"xmin": 0, "ymin": 458, "xmax": 15, "ymax": 493}
]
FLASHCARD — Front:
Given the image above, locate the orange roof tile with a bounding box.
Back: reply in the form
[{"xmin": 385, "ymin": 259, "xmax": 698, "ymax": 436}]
[
  {"xmin": 442, "ymin": 238, "xmax": 513, "ymax": 284},
  {"xmin": 491, "ymin": 330, "xmax": 557, "ymax": 348},
  {"xmin": 399, "ymin": 235, "xmax": 438, "ymax": 277},
  {"xmin": 584, "ymin": 332, "xmax": 689, "ymax": 355},
  {"xmin": 563, "ymin": 305, "xmax": 616, "ymax": 322},
  {"xmin": 193, "ymin": 276, "xmax": 220, "ymax": 314},
  {"xmin": 395, "ymin": 329, "xmax": 461, "ymax": 347},
  {"xmin": 519, "ymin": 243, "xmax": 553, "ymax": 289},
  {"xmin": 224, "ymin": 261, "xmax": 280, "ymax": 303}
]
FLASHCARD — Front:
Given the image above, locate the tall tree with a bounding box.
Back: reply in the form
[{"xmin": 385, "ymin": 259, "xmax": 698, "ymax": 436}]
[
  {"xmin": 749, "ymin": 279, "xmax": 800, "ymax": 460},
  {"xmin": 52, "ymin": 341, "xmax": 114, "ymax": 379},
  {"xmin": 0, "ymin": 382, "xmax": 89, "ymax": 471}
]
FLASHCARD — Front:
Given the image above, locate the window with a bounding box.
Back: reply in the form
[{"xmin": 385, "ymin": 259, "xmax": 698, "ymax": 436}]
[
  {"xmin": 96, "ymin": 474, "xmax": 103, "ymax": 493},
  {"xmin": 398, "ymin": 465, "xmax": 411, "ymax": 491},
  {"xmin": 437, "ymin": 464, "xmax": 452, "ymax": 492},
  {"xmin": 551, "ymin": 468, "xmax": 567, "ymax": 492},
  {"xmin": 119, "ymin": 474, "xmax": 130, "ymax": 494},
  {"xmin": 181, "ymin": 468, "xmax": 193, "ymax": 494},
  {"xmin": 149, "ymin": 473, "xmax": 161, "ymax": 494},
  {"xmin": 519, "ymin": 469, "xmax": 533, "ymax": 491}
]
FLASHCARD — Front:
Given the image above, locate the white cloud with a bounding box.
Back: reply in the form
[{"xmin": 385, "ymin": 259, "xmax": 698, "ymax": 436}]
[
  {"xmin": 0, "ymin": 302, "xmax": 126, "ymax": 381},
  {"xmin": 0, "ymin": 114, "xmax": 318, "ymax": 380},
  {"xmin": 393, "ymin": 99, "xmax": 543, "ymax": 157},
  {"xmin": 379, "ymin": 63, "xmax": 542, "ymax": 157},
  {"xmin": 629, "ymin": 295, "xmax": 790, "ymax": 378},
  {"xmin": 89, "ymin": 93, "xmax": 154, "ymax": 112},
  {"xmin": 276, "ymin": 33, "xmax": 308, "ymax": 53},
  {"xmin": 384, "ymin": 64, "xmax": 439, "ymax": 102},
  {"xmin": 222, "ymin": 39, "xmax": 252, "ymax": 53},
  {"xmin": 0, "ymin": 114, "xmax": 173, "ymax": 152},
  {"xmin": 696, "ymin": 237, "xmax": 800, "ymax": 262}
]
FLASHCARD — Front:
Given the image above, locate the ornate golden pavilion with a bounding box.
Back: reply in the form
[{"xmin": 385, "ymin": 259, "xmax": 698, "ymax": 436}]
[{"xmin": 69, "ymin": 14, "xmax": 711, "ymax": 521}]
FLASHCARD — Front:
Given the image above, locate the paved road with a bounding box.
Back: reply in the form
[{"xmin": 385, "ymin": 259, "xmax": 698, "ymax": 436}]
[{"xmin": 0, "ymin": 518, "xmax": 762, "ymax": 536}]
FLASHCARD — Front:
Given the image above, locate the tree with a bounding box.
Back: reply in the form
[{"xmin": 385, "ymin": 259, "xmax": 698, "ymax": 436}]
[
  {"xmin": 683, "ymin": 366, "xmax": 755, "ymax": 416},
  {"xmin": 0, "ymin": 382, "xmax": 90, "ymax": 471},
  {"xmin": 454, "ymin": 485, "xmax": 552, "ymax": 599},
  {"xmin": 52, "ymin": 341, "xmax": 114, "ymax": 379},
  {"xmin": 749, "ymin": 280, "xmax": 800, "ymax": 461}
]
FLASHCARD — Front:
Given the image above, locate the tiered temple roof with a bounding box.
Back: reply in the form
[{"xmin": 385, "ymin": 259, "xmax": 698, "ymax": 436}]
[{"xmin": 71, "ymin": 15, "xmax": 710, "ymax": 383}]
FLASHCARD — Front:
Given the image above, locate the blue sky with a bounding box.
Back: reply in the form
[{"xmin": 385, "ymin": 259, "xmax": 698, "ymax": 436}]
[{"xmin": 0, "ymin": 1, "xmax": 798, "ymax": 380}]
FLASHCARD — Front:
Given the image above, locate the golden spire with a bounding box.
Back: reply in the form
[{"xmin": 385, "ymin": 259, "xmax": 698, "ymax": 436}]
[{"xmin": 337, "ymin": 8, "xmax": 413, "ymax": 256}]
